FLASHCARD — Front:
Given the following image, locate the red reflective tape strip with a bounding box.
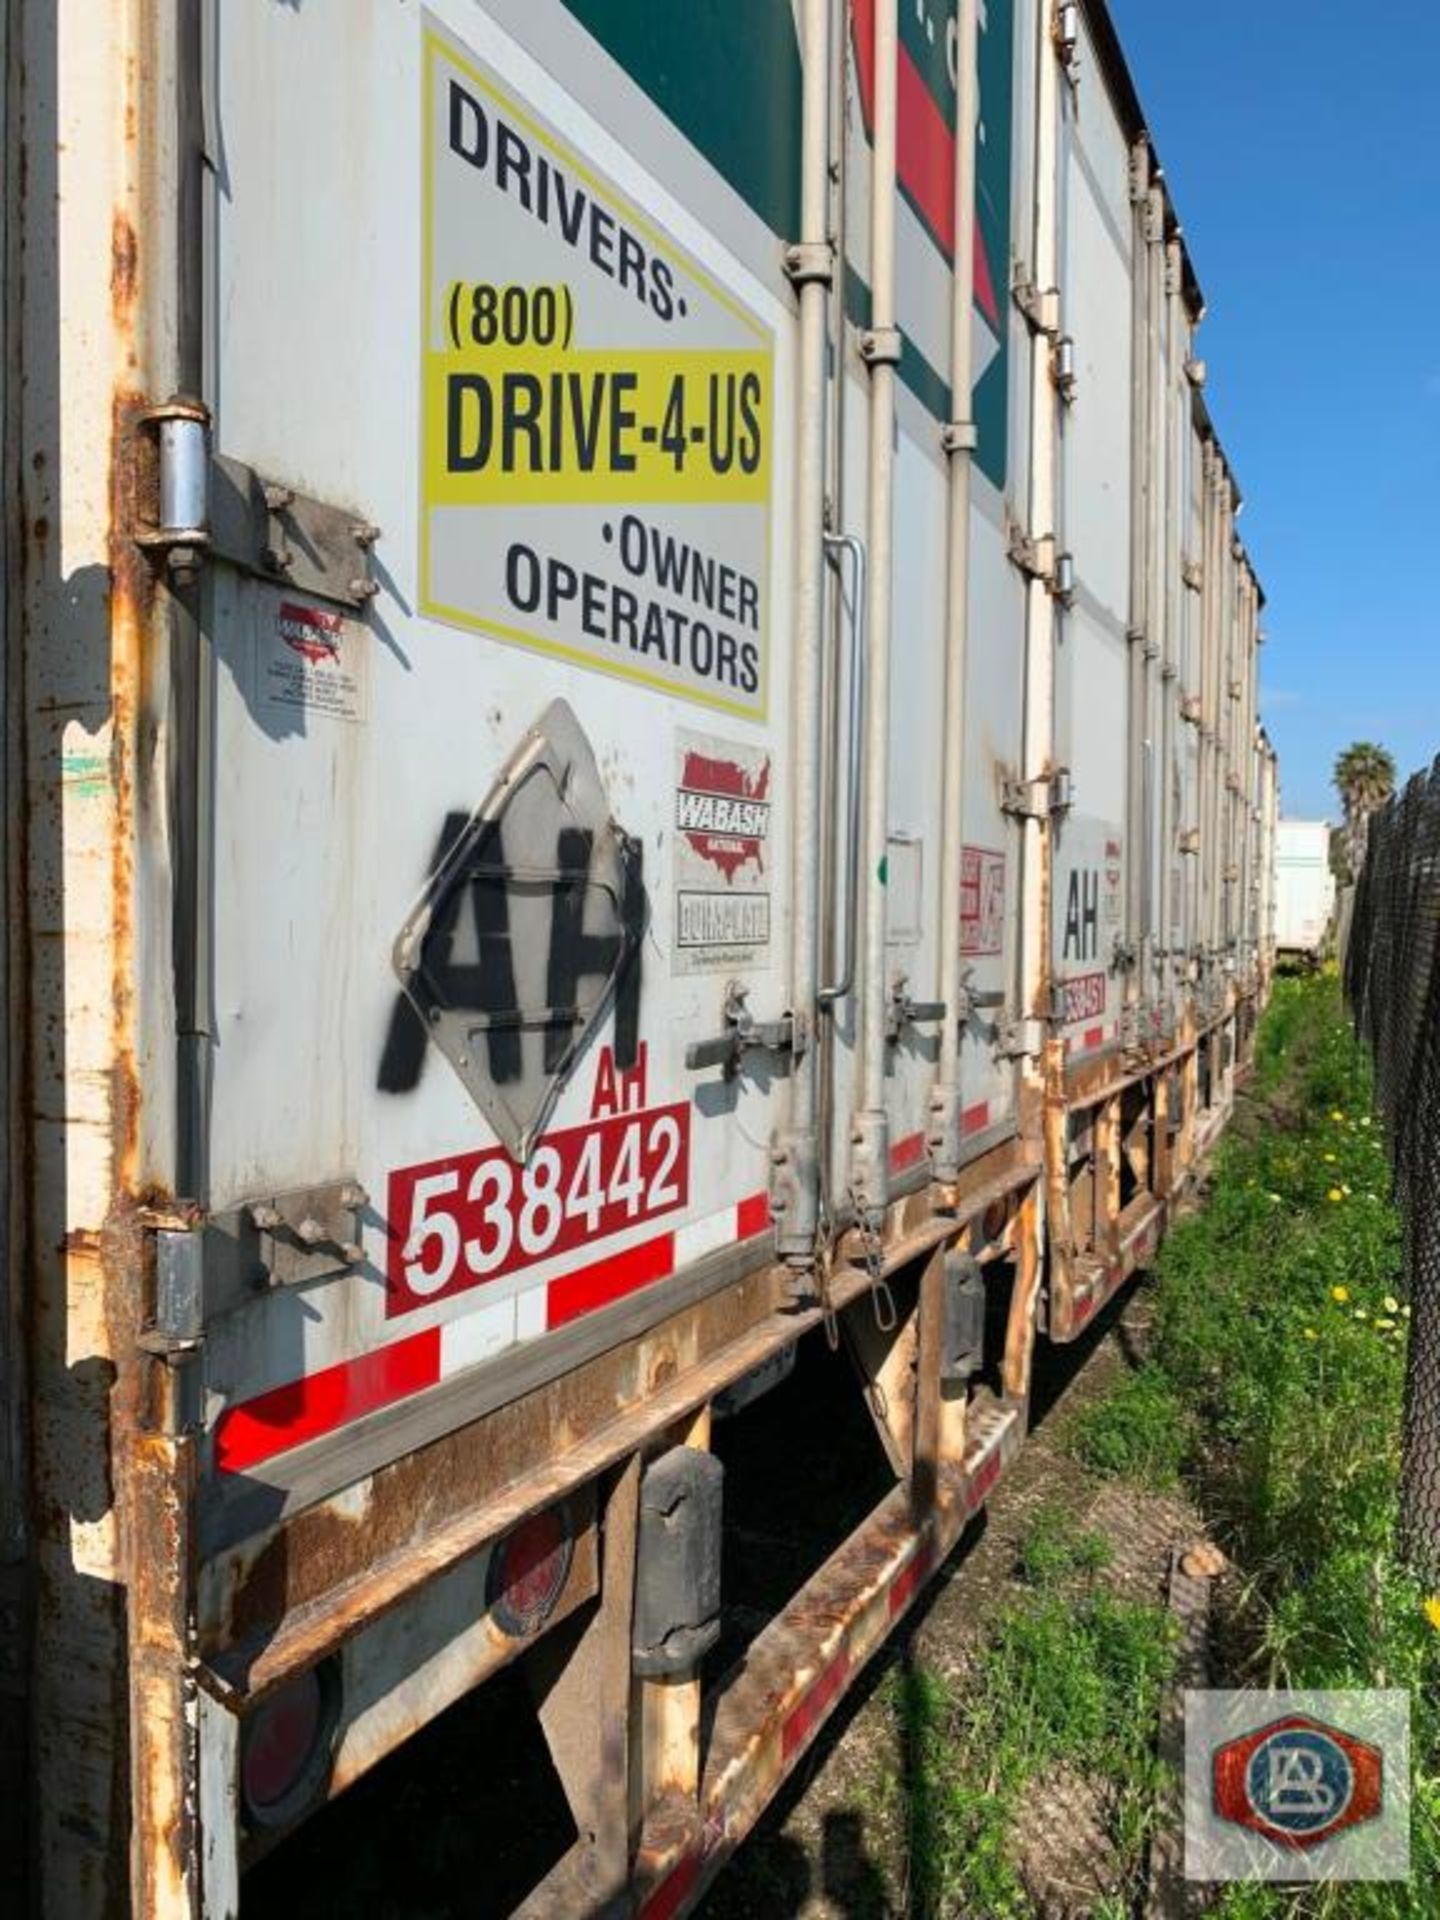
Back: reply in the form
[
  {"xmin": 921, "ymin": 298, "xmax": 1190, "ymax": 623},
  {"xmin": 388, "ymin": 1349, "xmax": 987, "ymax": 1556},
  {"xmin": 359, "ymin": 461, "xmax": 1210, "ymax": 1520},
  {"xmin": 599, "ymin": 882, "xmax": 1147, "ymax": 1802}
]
[
  {"xmin": 890, "ymin": 1131, "xmax": 928, "ymax": 1174},
  {"xmin": 782, "ymin": 1650, "xmax": 852, "ymax": 1762},
  {"xmin": 970, "ymin": 1444, "xmax": 1004, "ymax": 1507},
  {"xmin": 639, "ymin": 1850, "xmax": 702, "ymax": 1920},
  {"xmin": 736, "ymin": 1191, "xmax": 771, "ymax": 1240},
  {"xmin": 888, "ymin": 1540, "xmax": 937, "ymax": 1620},
  {"xmin": 1084, "ymin": 1025, "xmax": 1105, "ymax": 1052},
  {"xmin": 545, "ymin": 1231, "xmax": 676, "ymax": 1331},
  {"xmin": 214, "ymin": 1329, "xmax": 441, "ymax": 1476},
  {"xmin": 961, "ymin": 1101, "xmax": 991, "ymax": 1137}
]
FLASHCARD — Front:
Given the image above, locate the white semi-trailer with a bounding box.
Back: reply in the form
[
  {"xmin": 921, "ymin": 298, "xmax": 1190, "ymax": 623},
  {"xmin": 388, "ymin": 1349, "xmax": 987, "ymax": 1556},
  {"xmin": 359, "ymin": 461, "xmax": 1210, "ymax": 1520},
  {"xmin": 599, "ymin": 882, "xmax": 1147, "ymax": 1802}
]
[{"xmin": 1275, "ymin": 820, "xmax": 1337, "ymax": 965}]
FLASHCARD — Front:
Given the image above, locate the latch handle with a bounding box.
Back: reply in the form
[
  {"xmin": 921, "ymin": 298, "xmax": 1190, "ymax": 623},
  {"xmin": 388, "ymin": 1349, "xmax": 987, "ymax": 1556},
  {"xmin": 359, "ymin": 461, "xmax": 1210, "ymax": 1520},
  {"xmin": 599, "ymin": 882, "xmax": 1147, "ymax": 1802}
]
[
  {"xmin": 685, "ymin": 984, "xmax": 800, "ymax": 1079},
  {"xmin": 818, "ymin": 532, "xmax": 867, "ymax": 1007}
]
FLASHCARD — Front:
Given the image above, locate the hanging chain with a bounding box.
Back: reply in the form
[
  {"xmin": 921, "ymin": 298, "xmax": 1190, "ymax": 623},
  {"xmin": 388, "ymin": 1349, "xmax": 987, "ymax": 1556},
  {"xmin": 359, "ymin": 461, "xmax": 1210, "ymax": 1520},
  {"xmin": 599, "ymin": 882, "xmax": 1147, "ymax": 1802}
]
[{"xmin": 850, "ymin": 1187, "xmax": 898, "ymax": 1334}]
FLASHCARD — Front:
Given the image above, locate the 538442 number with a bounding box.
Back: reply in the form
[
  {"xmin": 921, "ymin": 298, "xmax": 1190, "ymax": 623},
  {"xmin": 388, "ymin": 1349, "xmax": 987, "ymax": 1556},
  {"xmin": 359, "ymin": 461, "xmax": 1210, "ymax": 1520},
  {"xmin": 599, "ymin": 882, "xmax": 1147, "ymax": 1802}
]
[{"xmin": 386, "ymin": 1104, "xmax": 690, "ymax": 1316}]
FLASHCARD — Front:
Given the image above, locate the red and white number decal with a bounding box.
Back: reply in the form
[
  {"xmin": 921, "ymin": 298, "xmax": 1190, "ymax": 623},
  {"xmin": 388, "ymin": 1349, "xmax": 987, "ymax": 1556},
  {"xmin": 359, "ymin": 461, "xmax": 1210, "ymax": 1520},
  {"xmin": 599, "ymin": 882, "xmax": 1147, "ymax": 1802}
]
[
  {"xmin": 386, "ymin": 1104, "xmax": 691, "ymax": 1317},
  {"xmin": 1061, "ymin": 971, "xmax": 1107, "ymax": 1026}
]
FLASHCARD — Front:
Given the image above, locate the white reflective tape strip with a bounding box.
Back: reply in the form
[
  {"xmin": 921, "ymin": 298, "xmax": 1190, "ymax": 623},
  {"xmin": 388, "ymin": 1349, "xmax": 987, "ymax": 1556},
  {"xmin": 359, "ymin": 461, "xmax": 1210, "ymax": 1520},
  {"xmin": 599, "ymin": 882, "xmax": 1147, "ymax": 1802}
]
[
  {"xmin": 514, "ymin": 1285, "xmax": 548, "ymax": 1342},
  {"xmin": 439, "ymin": 1296, "xmax": 518, "ymax": 1377},
  {"xmin": 674, "ymin": 1207, "xmax": 736, "ymax": 1267}
]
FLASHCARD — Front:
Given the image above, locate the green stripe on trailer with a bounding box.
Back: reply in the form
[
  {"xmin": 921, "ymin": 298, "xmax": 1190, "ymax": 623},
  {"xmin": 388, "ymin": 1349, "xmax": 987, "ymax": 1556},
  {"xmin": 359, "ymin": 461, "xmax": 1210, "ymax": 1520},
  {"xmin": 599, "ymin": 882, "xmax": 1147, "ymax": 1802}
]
[
  {"xmin": 562, "ymin": 0, "xmax": 802, "ymax": 241},
  {"xmin": 844, "ymin": 266, "xmax": 1009, "ymax": 491}
]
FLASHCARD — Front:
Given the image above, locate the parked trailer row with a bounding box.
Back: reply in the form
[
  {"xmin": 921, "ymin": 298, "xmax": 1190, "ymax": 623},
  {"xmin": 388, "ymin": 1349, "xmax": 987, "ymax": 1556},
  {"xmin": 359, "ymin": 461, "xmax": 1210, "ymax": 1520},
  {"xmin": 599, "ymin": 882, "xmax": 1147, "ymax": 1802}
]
[{"xmin": 2, "ymin": 1, "xmax": 1277, "ymax": 1913}]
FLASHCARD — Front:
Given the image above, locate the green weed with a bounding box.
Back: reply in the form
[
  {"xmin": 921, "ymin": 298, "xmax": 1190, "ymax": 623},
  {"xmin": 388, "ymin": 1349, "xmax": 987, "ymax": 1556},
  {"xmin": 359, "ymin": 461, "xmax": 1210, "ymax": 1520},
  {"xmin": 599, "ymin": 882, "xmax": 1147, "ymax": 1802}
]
[
  {"xmin": 1014, "ymin": 1502, "xmax": 1113, "ymax": 1588},
  {"xmin": 882, "ymin": 1589, "xmax": 1176, "ymax": 1915},
  {"xmin": 1067, "ymin": 1363, "xmax": 1190, "ymax": 1488}
]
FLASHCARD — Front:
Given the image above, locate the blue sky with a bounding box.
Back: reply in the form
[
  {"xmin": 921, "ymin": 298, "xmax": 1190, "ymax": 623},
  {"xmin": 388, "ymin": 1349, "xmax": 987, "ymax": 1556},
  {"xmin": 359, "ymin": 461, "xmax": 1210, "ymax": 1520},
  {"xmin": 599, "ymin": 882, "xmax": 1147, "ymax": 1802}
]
[{"xmin": 1109, "ymin": 0, "xmax": 1440, "ymax": 819}]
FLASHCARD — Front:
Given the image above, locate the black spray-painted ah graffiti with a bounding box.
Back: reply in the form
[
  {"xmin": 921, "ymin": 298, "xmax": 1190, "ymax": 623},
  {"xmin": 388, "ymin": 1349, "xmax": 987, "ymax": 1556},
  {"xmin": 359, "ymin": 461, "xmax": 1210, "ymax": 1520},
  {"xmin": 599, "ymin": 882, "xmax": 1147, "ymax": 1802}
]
[{"xmin": 378, "ymin": 812, "xmax": 645, "ymax": 1094}]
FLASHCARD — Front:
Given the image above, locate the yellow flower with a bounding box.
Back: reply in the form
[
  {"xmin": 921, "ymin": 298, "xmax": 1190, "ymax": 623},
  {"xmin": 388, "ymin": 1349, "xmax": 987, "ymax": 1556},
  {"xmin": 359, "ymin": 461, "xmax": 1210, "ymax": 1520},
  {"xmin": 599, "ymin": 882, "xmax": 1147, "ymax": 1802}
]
[
  {"xmin": 1328, "ymin": 1189, "xmax": 1344, "ymax": 1203},
  {"xmin": 1303, "ymin": 1327, "xmax": 1318, "ymax": 1340},
  {"xmin": 1324, "ymin": 1152, "xmax": 1338, "ymax": 1164},
  {"xmin": 1425, "ymin": 1596, "xmax": 1440, "ymax": 1632},
  {"xmin": 1330, "ymin": 1110, "xmax": 1345, "ymax": 1122},
  {"xmin": 1384, "ymin": 1296, "xmax": 1400, "ymax": 1314},
  {"xmin": 1331, "ymin": 1286, "xmax": 1350, "ymax": 1303}
]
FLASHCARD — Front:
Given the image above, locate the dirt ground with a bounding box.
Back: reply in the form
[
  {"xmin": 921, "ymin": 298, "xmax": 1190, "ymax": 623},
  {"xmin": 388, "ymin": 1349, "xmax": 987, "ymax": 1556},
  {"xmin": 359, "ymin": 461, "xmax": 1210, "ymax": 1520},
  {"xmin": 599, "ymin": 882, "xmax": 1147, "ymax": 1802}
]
[{"xmin": 698, "ymin": 1280, "xmax": 1207, "ymax": 1920}]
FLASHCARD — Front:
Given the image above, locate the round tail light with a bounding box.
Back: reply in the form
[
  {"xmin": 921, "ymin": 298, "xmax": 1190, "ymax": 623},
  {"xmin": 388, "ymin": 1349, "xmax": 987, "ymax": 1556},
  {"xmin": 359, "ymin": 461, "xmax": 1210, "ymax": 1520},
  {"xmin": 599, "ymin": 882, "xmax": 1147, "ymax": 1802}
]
[
  {"xmin": 487, "ymin": 1501, "xmax": 573, "ymax": 1639},
  {"xmin": 240, "ymin": 1661, "xmax": 340, "ymax": 1832}
]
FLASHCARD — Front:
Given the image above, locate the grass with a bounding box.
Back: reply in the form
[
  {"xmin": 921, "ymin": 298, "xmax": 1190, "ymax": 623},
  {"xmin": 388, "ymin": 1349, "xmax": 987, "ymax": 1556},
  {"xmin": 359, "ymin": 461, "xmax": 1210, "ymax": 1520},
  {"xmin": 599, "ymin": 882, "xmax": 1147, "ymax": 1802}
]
[
  {"xmin": 1071, "ymin": 970, "xmax": 1440, "ymax": 1917},
  {"xmin": 881, "ymin": 1505, "xmax": 1176, "ymax": 1917},
  {"xmin": 1014, "ymin": 1500, "xmax": 1113, "ymax": 1586},
  {"xmin": 1067, "ymin": 1362, "xmax": 1190, "ymax": 1489}
]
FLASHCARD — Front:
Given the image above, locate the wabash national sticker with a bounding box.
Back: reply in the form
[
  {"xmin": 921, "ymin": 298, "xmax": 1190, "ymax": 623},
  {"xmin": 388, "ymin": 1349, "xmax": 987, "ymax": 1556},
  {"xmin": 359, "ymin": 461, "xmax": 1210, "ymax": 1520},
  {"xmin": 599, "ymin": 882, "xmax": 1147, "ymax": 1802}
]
[
  {"xmin": 279, "ymin": 601, "xmax": 342, "ymax": 663},
  {"xmin": 672, "ymin": 730, "xmax": 773, "ymax": 975},
  {"xmin": 259, "ymin": 597, "xmax": 366, "ymax": 723}
]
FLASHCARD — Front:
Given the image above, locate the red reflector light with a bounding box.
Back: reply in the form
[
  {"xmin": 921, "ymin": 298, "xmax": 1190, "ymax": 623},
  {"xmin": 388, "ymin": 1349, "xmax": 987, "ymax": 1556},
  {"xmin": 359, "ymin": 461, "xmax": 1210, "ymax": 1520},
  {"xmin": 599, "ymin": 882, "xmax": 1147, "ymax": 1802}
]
[
  {"xmin": 487, "ymin": 1502, "xmax": 573, "ymax": 1639},
  {"xmin": 240, "ymin": 1664, "xmax": 339, "ymax": 1831}
]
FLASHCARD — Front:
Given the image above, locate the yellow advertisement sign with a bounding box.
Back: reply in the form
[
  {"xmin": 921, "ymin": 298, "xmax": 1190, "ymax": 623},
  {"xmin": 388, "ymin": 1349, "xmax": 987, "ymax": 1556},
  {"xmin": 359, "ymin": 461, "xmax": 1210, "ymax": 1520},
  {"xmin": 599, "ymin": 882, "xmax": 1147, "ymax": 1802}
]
[{"xmin": 420, "ymin": 24, "xmax": 775, "ymax": 718}]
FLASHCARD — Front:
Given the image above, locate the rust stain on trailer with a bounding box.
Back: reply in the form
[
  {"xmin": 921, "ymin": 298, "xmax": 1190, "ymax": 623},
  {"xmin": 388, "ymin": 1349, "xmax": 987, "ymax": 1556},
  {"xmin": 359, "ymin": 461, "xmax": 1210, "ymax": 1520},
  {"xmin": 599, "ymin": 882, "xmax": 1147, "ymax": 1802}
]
[{"xmin": 110, "ymin": 213, "xmax": 139, "ymax": 330}]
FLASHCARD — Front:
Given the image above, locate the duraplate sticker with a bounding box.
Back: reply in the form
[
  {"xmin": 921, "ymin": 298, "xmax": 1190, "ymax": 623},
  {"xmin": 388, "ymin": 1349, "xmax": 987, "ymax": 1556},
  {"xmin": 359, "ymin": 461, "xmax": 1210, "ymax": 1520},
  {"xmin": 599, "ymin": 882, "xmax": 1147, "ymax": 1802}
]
[{"xmin": 420, "ymin": 20, "xmax": 774, "ymax": 718}]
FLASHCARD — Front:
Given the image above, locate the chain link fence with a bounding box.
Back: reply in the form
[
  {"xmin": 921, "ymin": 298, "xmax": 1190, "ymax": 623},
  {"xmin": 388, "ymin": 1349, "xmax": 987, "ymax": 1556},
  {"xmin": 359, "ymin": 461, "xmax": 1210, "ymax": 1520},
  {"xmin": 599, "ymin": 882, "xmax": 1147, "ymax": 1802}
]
[{"xmin": 1345, "ymin": 758, "xmax": 1440, "ymax": 1575}]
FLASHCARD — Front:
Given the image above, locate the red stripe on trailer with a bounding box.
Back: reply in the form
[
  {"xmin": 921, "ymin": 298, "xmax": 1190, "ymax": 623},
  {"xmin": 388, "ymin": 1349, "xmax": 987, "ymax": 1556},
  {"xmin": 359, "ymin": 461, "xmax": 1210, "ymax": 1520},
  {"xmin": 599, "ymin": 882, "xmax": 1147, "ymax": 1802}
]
[
  {"xmin": 736, "ymin": 1191, "xmax": 771, "ymax": 1240},
  {"xmin": 849, "ymin": 0, "xmax": 1001, "ymax": 326},
  {"xmin": 1083, "ymin": 1025, "xmax": 1105, "ymax": 1052},
  {"xmin": 782, "ymin": 1648, "xmax": 853, "ymax": 1762},
  {"xmin": 961, "ymin": 1101, "xmax": 991, "ymax": 1137},
  {"xmin": 214, "ymin": 1329, "xmax": 441, "ymax": 1475},
  {"xmin": 889, "ymin": 1131, "xmax": 928, "ymax": 1174},
  {"xmin": 545, "ymin": 1231, "xmax": 676, "ymax": 1330},
  {"xmin": 638, "ymin": 1850, "xmax": 702, "ymax": 1920},
  {"xmin": 888, "ymin": 1539, "xmax": 937, "ymax": 1620},
  {"xmin": 968, "ymin": 1443, "xmax": 1004, "ymax": 1510}
]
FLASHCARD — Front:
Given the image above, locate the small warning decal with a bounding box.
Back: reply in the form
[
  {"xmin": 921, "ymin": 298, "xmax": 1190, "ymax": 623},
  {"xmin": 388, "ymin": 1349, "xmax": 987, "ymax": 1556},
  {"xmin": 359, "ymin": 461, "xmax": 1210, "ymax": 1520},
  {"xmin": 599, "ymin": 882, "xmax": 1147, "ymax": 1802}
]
[
  {"xmin": 960, "ymin": 846, "xmax": 1006, "ymax": 957},
  {"xmin": 1103, "ymin": 837, "xmax": 1123, "ymax": 932},
  {"xmin": 259, "ymin": 598, "xmax": 366, "ymax": 723},
  {"xmin": 673, "ymin": 730, "xmax": 773, "ymax": 974}
]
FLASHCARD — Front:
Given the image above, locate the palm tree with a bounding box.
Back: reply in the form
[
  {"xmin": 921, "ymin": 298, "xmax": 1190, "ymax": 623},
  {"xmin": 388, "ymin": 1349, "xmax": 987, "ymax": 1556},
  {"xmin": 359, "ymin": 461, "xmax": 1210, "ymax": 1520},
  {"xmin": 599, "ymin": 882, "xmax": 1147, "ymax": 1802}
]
[{"xmin": 1333, "ymin": 740, "xmax": 1396, "ymax": 879}]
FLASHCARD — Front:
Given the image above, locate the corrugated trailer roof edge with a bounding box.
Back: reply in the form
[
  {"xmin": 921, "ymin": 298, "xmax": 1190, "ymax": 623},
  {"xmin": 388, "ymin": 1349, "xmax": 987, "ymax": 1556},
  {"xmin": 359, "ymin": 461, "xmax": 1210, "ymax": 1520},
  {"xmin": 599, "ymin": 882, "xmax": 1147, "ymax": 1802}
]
[
  {"xmin": 1081, "ymin": 0, "xmax": 1262, "ymax": 588},
  {"xmin": 1079, "ymin": 0, "xmax": 1203, "ymax": 312}
]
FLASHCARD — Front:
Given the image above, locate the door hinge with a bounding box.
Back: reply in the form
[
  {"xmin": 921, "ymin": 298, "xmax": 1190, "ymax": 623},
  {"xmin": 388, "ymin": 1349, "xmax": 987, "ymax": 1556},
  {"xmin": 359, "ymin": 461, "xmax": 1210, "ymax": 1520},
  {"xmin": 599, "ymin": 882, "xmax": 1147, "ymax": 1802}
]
[
  {"xmin": 996, "ymin": 1016, "xmax": 1046, "ymax": 1061},
  {"xmin": 1002, "ymin": 768, "xmax": 1073, "ymax": 821},
  {"xmin": 132, "ymin": 396, "xmax": 380, "ymax": 608}
]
